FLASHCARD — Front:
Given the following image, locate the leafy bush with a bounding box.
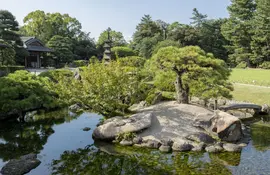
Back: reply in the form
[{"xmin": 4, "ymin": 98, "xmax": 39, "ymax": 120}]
[
  {"xmin": 89, "ymin": 56, "xmax": 99, "ymax": 64},
  {"xmin": 236, "ymin": 62, "xmax": 247, "ymax": 69},
  {"xmin": 153, "ymin": 71, "xmax": 176, "ymax": 92},
  {"xmin": 0, "ymin": 71, "xmax": 61, "ymax": 117},
  {"xmin": 73, "ymin": 60, "xmax": 88, "ymax": 67},
  {"xmin": 259, "ymin": 61, "xmax": 270, "ymax": 69},
  {"xmin": 153, "ymin": 40, "xmax": 181, "ymax": 54},
  {"xmin": 39, "ymin": 69, "xmax": 73, "ymax": 82},
  {"xmin": 112, "ymin": 46, "xmax": 137, "ymax": 59}
]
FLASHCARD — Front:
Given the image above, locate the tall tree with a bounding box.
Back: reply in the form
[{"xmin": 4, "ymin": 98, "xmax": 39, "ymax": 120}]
[
  {"xmin": 22, "ymin": 11, "xmax": 82, "ymax": 43},
  {"xmin": 221, "ymin": 0, "xmax": 256, "ymax": 67},
  {"xmin": 190, "ymin": 8, "xmax": 208, "ymax": 27},
  {"xmin": 47, "ymin": 35, "xmax": 73, "ymax": 67},
  {"xmin": 97, "ymin": 29, "xmax": 127, "ymax": 48},
  {"xmin": 251, "ymin": 0, "xmax": 270, "ymax": 65},
  {"xmin": 133, "ymin": 15, "xmax": 163, "ymax": 58}
]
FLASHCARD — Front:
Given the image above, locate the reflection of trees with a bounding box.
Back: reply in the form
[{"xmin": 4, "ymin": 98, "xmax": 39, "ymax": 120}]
[
  {"xmin": 52, "ymin": 144, "xmax": 232, "ymax": 175},
  {"xmin": 0, "ymin": 109, "xmax": 79, "ymax": 161},
  {"xmin": 251, "ymin": 123, "xmax": 270, "ymax": 151}
]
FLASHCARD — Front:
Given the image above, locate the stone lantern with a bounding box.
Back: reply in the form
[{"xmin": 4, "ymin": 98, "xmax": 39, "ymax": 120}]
[{"xmin": 103, "ymin": 27, "xmax": 112, "ymax": 62}]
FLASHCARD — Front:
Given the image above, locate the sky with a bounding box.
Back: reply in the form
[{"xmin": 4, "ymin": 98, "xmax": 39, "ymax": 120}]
[{"xmin": 0, "ymin": 0, "xmax": 231, "ymax": 41}]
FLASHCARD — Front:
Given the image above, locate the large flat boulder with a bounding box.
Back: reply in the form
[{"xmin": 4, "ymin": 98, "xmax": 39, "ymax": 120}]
[
  {"xmin": 92, "ymin": 112, "xmax": 152, "ymax": 140},
  {"xmin": 1, "ymin": 153, "xmax": 41, "ymax": 175}
]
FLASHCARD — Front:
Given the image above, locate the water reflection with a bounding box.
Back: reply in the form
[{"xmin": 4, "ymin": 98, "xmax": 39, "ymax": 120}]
[
  {"xmin": 51, "ymin": 143, "xmax": 236, "ymax": 175},
  {"xmin": 251, "ymin": 116, "xmax": 270, "ymax": 151},
  {"xmin": 0, "ymin": 109, "xmax": 79, "ymax": 161}
]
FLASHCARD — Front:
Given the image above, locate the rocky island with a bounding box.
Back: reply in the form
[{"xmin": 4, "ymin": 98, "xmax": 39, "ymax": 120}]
[{"xmin": 93, "ymin": 101, "xmax": 251, "ymax": 153}]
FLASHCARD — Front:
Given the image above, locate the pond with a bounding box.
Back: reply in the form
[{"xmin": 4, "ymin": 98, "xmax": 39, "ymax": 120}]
[{"xmin": 0, "ymin": 110, "xmax": 270, "ymax": 175}]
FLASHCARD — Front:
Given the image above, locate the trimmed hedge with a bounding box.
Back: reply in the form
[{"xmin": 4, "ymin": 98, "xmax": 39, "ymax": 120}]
[{"xmin": 0, "ymin": 66, "xmax": 25, "ymax": 77}]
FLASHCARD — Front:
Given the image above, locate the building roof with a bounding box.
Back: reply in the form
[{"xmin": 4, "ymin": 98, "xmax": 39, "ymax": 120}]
[{"xmin": 21, "ymin": 37, "xmax": 53, "ymax": 52}]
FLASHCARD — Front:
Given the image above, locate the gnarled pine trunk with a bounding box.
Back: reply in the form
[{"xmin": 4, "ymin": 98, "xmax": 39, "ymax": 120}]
[{"xmin": 175, "ymin": 74, "xmax": 189, "ymax": 104}]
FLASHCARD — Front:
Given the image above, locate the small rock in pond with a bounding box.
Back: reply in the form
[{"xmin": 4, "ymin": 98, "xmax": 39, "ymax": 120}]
[
  {"xmin": 120, "ymin": 140, "xmax": 133, "ymax": 146},
  {"xmin": 159, "ymin": 145, "xmax": 171, "ymax": 153},
  {"xmin": 172, "ymin": 140, "xmax": 193, "ymax": 152},
  {"xmin": 161, "ymin": 139, "xmax": 173, "ymax": 146},
  {"xmin": 145, "ymin": 140, "xmax": 161, "ymax": 149},
  {"xmin": 82, "ymin": 127, "xmax": 91, "ymax": 131},
  {"xmin": 133, "ymin": 136, "xmax": 143, "ymax": 144},
  {"xmin": 1, "ymin": 153, "xmax": 41, "ymax": 175},
  {"xmin": 191, "ymin": 142, "xmax": 206, "ymax": 152},
  {"xmin": 205, "ymin": 145, "xmax": 223, "ymax": 153},
  {"xmin": 223, "ymin": 143, "xmax": 242, "ymax": 152}
]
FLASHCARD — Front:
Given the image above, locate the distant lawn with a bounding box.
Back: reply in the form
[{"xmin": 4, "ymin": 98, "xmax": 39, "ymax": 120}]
[
  {"xmin": 230, "ymin": 69, "xmax": 270, "ymax": 86},
  {"xmin": 232, "ymin": 84, "xmax": 270, "ymax": 105}
]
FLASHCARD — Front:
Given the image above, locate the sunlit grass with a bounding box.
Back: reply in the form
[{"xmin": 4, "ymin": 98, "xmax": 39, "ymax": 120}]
[{"xmin": 230, "ymin": 69, "xmax": 270, "ymax": 86}]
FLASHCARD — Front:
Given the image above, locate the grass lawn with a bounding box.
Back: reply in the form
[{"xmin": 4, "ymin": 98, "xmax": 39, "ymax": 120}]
[
  {"xmin": 230, "ymin": 68, "xmax": 270, "ymax": 86},
  {"xmin": 232, "ymin": 84, "xmax": 270, "ymax": 105}
]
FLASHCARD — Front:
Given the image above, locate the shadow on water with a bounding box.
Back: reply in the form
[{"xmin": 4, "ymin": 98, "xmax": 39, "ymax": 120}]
[{"xmin": 0, "ymin": 109, "xmax": 80, "ymax": 161}]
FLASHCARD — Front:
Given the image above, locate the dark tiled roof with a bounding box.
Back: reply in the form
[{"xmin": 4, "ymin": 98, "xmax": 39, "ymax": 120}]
[{"xmin": 21, "ymin": 37, "xmax": 53, "ymax": 52}]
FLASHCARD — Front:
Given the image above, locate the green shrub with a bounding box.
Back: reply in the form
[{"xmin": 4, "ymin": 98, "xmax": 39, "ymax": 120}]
[
  {"xmin": 112, "ymin": 46, "xmax": 137, "ymax": 59},
  {"xmin": 259, "ymin": 61, "xmax": 270, "ymax": 69},
  {"xmin": 0, "ymin": 70, "xmax": 61, "ymax": 117},
  {"xmin": 39, "ymin": 69, "xmax": 73, "ymax": 82},
  {"xmin": 73, "ymin": 60, "xmax": 88, "ymax": 67},
  {"xmin": 89, "ymin": 56, "xmax": 99, "ymax": 64},
  {"xmin": 236, "ymin": 62, "xmax": 247, "ymax": 69}
]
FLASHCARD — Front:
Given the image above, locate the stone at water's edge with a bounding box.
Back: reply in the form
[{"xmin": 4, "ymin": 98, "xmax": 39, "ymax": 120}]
[
  {"xmin": 92, "ymin": 113, "xmax": 152, "ymax": 140},
  {"xmin": 223, "ymin": 143, "xmax": 242, "ymax": 152},
  {"xmin": 211, "ymin": 111, "xmax": 242, "ymax": 142},
  {"xmin": 1, "ymin": 153, "xmax": 41, "ymax": 175}
]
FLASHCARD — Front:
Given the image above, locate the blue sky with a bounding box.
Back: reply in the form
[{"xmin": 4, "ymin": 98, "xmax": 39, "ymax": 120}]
[{"xmin": 1, "ymin": 0, "xmax": 231, "ymax": 41}]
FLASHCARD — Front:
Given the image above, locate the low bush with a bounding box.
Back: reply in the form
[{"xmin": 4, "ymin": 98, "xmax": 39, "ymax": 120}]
[
  {"xmin": 236, "ymin": 62, "xmax": 247, "ymax": 69},
  {"xmin": 73, "ymin": 60, "xmax": 88, "ymax": 67},
  {"xmin": 259, "ymin": 61, "xmax": 270, "ymax": 69},
  {"xmin": 112, "ymin": 46, "xmax": 137, "ymax": 59}
]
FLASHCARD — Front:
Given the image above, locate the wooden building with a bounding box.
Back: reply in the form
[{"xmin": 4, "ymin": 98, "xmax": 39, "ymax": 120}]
[{"xmin": 21, "ymin": 37, "xmax": 52, "ymax": 68}]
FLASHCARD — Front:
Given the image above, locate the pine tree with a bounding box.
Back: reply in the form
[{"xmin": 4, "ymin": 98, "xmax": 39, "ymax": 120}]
[
  {"xmin": 221, "ymin": 0, "xmax": 256, "ymax": 67},
  {"xmin": 251, "ymin": 0, "xmax": 270, "ymax": 65}
]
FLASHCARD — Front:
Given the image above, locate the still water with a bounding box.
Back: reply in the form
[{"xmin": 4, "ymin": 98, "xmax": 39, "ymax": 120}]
[{"xmin": 0, "ymin": 109, "xmax": 270, "ymax": 175}]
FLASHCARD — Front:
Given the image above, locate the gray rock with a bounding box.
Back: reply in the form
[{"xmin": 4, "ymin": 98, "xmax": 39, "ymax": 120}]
[
  {"xmin": 210, "ymin": 111, "xmax": 242, "ymax": 142},
  {"xmin": 145, "ymin": 140, "xmax": 161, "ymax": 149},
  {"xmin": 223, "ymin": 143, "xmax": 242, "ymax": 152},
  {"xmin": 93, "ymin": 112, "xmax": 152, "ymax": 140},
  {"xmin": 205, "ymin": 145, "xmax": 223, "ymax": 153},
  {"xmin": 1, "ymin": 153, "xmax": 41, "ymax": 175},
  {"xmin": 161, "ymin": 139, "xmax": 173, "ymax": 146},
  {"xmin": 69, "ymin": 103, "xmax": 82, "ymax": 112},
  {"xmin": 191, "ymin": 142, "xmax": 206, "ymax": 152},
  {"xmin": 186, "ymin": 132, "xmax": 216, "ymax": 144},
  {"xmin": 238, "ymin": 143, "xmax": 248, "ymax": 148},
  {"xmin": 133, "ymin": 136, "xmax": 143, "ymax": 144},
  {"xmin": 159, "ymin": 145, "xmax": 171, "ymax": 153},
  {"xmin": 172, "ymin": 139, "xmax": 193, "ymax": 152},
  {"xmin": 261, "ymin": 104, "xmax": 270, "ymax": 114},
  {"xmin": 82, "ymin": 127, "xmax": 91, "ymax": 131},
  {"xmin": 120, "ymin": 140, "xmax": 133, "ymax": 146}
]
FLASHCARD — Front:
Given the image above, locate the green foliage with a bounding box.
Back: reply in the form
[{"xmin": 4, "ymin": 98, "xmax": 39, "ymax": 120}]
[
  {"xmin": 116, "ymin": 132, "xmax": 136, "ymax": 142},
  {"xmin": 22, "ymin": 10, "xmax": 82, "ymax": 43},
  {"xmin": 259, "ymin": 61, "xmax": 270, "ymax": 69},
  {"xmin": 153, "ymin": 40, "xmax": 181, "ymax": 54},
  {"xmin": 73, "ymin": 61, "xmax": 145, "ymax": 117},
  {"xmin": 153, "ymin": 70, "xmax": 176, "ymax": 92},
  {"xmin": 111, "ymin": 46, "xmax": 136, "ymax": 59},
  {"xmin": 0, "ymin": 42, "xmax": 16, "ymax": 65},
  {"xmin": 236, "ymin": 62, "xmax": 247, "ymax": 69},
  {"xmin": 89, "ymin": 56, "xmax": 99, "ymax": 64},
  {"xmin": 72, "ymin": 60, "xmax": 88, "ymax": 67},
  {"xmin": 97, "ymin": 29, "xmax": 127, "ymax": 48},
  {"xmin": 47, "ymin": 35, "xmax": 74, "ymax": 67},
  {"xmin": 0, "ymin": 71, "xmax": 61, "ymax": 116},
  {"xmin": 221, "ymin": 0, "xmax": 256, "ymax": 66},
  {"xmin": 151, "ymin": 46, "xmax": 232, "ymax": 103}
]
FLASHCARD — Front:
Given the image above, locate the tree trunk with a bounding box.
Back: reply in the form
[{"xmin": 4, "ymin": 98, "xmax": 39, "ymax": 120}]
[{"xmin": 175, "ymin": 74, "xmax": 189, "ymax": 104}]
